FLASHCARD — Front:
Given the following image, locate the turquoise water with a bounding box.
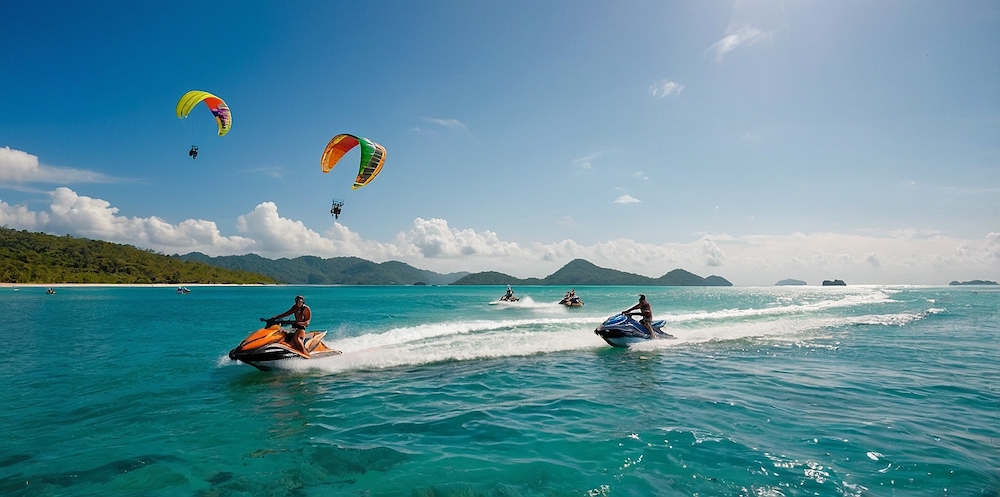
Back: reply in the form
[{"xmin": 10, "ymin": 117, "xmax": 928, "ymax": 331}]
[{"xmin": 1, "ymin": 285, "xmax": 997, "ymax": 496}]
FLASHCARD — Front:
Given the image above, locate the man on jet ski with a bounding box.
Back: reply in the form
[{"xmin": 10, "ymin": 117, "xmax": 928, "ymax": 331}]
[
  {"xmin": 623, "ymin": 294, "xmax": 656, "ymax": 338},
  {"xmin": 502, "ymin": 285, "xmax": 517, "ymax": 301},
  {"xmin": 269, "ymin": 295, "xmax": 312, "ymax": 357}
]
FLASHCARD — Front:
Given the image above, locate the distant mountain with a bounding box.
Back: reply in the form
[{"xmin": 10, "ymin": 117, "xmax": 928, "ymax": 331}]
[
  {"xmin": 178, "ymin": 253, "xmax": 468, "ymax": 285},
  {"xmin": 949, "ymin": 279, "xmax": 998, "ymax": 285},
  {"xmin": 451, "ymin": 259, "xmax": 732, "ymax": 286},
  {"xmin": 776, "ymin": 278, "xmax": 807, "ymax": 286}
]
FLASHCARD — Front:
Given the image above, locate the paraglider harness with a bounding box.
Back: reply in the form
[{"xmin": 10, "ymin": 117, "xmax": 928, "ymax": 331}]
[
  {"xmin": 330, "ymin": 199, "xmax": 344, "ymax": 219},
  {"xmin": 189, "ymin": 146, "xmax": 199, "ymax": 159}
]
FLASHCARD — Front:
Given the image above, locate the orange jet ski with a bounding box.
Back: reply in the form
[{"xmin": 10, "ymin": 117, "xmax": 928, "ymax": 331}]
[{"xmin": 228, "ymin": 318, "xmax": 342, "ymax": 371}]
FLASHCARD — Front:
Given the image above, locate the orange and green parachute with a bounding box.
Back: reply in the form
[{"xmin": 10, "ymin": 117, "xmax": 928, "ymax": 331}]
[
  {"xmin": 176, "ymin": 90, "xmax": 232, "ymax": 136},
  {"xmin": 320, "ymin": 134, "xmax": 386, "ymax": 190}
]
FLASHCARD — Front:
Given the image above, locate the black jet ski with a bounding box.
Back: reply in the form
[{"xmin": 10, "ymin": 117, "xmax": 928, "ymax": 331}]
[
  {"xmin": 594, "ymin": 313, "xmax": 674, "ymax": 347},
  {"xmin": 228, "ymin": 318, "xmax": 342, "ymax": 371}
]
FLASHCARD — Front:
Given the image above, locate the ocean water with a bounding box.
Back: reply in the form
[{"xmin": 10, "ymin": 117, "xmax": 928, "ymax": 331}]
[{"xmin": 1, "ymin": 285, "xmax": 997, "ymax": 496}]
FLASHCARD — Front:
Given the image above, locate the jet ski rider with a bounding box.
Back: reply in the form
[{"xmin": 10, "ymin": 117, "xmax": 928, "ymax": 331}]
[
  {"xmin": 623, "ymin": 294, "xmax": 656, "ymax": 339},
  {"xmin": 269, "ymin": 295, "xmax": 312, "ymax": 357}
]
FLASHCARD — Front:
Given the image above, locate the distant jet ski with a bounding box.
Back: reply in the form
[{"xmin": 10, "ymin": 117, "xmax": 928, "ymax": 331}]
[
  {"xmin": 559, "ymin": 296, "xmax": 584, "ymax": 307},
  {"xmin": 491, "ymin": 285, "xmax": 519, "ymax": 304},
  {"xmin": 594, "ymin": 313, "xmax": 674, "ymax": 347},
  {"xmin": 228, "ymin": 318, "xmax": 342, "ymax": 371}
]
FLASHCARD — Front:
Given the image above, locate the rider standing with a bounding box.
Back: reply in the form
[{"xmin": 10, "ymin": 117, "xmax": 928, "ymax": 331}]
[{"xmin": 623, "ymin": 294, "xmax": 656, "ymax": 338}]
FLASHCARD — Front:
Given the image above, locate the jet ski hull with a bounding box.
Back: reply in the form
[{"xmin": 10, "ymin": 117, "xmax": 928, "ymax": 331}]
[
  {"xmin": 594, "ymin": 314, "xmax": 673, "ymax": 347},
  {"xmin": 228, "ymin": 325, "xmax": 342, "ymax": 371}
]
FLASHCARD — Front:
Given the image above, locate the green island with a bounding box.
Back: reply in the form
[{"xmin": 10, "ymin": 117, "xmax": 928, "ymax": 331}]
[{"xmin": 0, "ymin": 228, "xmax": 274, "ymax": 284}]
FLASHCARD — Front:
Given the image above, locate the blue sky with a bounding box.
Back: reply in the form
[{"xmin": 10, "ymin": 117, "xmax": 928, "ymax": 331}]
[{"xmin": 2, "ymin": 0, "xmax": 998, "ymax": 285}]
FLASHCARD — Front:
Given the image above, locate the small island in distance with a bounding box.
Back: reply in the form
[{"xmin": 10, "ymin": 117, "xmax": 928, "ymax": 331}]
[
  {"xmin": 775, "ymin": 279, "xmax": 807, "ymax": 286},
  {"xmin": 949, "ymin": 280, "xmax": 998, "ymax": 286}
]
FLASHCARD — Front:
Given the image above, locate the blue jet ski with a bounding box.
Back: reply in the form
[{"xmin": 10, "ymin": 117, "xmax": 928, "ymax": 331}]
[{"xmin": 594, "ymin": 313, "xmax": 674, "ymax": 347}]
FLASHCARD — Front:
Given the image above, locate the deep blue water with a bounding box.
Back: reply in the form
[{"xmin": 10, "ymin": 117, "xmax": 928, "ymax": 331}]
[{"xmin": 1, "ymin": 285, "xmax": 997, "ymax": 496}]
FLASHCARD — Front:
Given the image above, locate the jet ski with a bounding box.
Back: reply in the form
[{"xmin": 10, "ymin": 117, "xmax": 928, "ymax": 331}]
[
  {"xmin": 594, "ymin": 313, "xmax": 674, "ymax": 347},
  {"xmin": 559, "ymin": 296, "xmax": 584, "ymax": 307},
  {"xmin": 490, "ymin": 285, "xmax": 519, "ymax": 303},
  {"xmin": 228, "ymin": 318, "xmax": 342, "ymax": 371}
]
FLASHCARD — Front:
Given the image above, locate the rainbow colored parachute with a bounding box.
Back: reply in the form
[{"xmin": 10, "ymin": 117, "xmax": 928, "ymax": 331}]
[
  {"xmin": 176, "ymin": 90, "xmax": 232, "ymax": 136},
  {"xmin": 320, "ymin": 134, "xmax": 386, "ymax": 190}
]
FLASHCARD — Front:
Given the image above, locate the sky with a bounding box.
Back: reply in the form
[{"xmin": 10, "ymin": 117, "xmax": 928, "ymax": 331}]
[{"xmin": 1, "ymin": 0, "xmax": 998, "ymax": 286}]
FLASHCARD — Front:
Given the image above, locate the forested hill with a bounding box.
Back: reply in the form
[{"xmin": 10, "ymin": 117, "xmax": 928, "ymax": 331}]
[
  {"xmin": 0, "ymin": 228, "xmax": 274, "ymax": 284},
  {"xmin": 178, "ymin": 253, "xmax": 469, "ymax": 285},
  {"xmin": 451, "ymin": 259, "xmax": 733, "ymax": 286}
]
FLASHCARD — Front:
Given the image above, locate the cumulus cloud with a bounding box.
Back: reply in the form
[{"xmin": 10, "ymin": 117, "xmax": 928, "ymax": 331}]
[
  {"xmin": 701, "ymin": 238, "xmax": 727, "ymax": 267},
  {"xmin": 3, "ymin": 187, "xmax": 254, "ymax": 256},
  {"xmin": 0, "ymin": 199, "xmax": 47, "ymax": 229},
  {"xmin": 2, "ymin": 187, "xmax": 997, "ymax": 285},
  {"xmin": 613, "ymin": 194, "xmax": 641, "ymax": 204},
  {"xmin": 709, "ymin": 25, "xmax": 769, "ymax": 61},
  {"xmin": 0, "ymin": 146, "xmax": 116, "ymax": 184},
  {"xmin": 392, "ymin": 218, "xmax": 520, "ymax": 259},
  {"xmin": 649, "ymin": 79, "xmax": 684, "ymax": 98}
]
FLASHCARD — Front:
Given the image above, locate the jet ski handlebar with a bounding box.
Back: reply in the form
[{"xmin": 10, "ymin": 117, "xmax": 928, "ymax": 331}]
[{"xmin": 260, "ymin": 317, "xmax": 298, "ymax": 327}]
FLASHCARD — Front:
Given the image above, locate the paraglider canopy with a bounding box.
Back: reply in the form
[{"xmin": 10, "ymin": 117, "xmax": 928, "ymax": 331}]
[
  {"xmin": 176, "ymin": 90, "xmax": 232, "ymax": 136},
  {"xmin": 320, "ymin": 134, "xmax": 386, "ymax": 190}
]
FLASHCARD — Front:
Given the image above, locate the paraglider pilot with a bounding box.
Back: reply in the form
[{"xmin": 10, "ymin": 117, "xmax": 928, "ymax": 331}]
[
  {"xmin": 189, "ymin": 146, "xmax": 198, "ymax": 159},
  {"xmin": 331, "ymin": 200, "xmax": 343, "ymax": 219}
]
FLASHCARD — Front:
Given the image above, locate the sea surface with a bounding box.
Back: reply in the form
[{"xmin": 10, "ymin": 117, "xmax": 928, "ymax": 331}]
[{"xmin": 1, "ymin": 285, "xmax": 997, "ymax": 496}]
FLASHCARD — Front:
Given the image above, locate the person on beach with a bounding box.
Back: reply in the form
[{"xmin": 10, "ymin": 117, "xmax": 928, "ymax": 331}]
[
  {"xmin": 623, "ymin": 294, "xmax": 656, "ymax": 338},
  {"xmin": 269, "ymin": 295, "xmax": 312, "ymax": 357}
]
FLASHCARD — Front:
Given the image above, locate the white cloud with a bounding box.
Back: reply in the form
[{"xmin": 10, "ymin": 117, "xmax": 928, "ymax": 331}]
[
  {"xmin": 5, "ymin": 187, "xmax": 254, "ymax": 255},
  {"xmin": 2, "ymin": 187, "xmax": 997, "ymax": 285},
  {"xmin": 614, "ymin": 194, "xmax": 641, "ymax": 204},
  {"xmin": 701, "ymin": 238, "xmax": 727, "ymax": 267},
  {"xmin": 709, "ymin": 25, "xmax": 769, "ymax": 61},
  {"xmin": 0, "ymin": 199, "xmax": 48, "ymax": 229},
  {"xmin": 392, "ymin": 218, "xmax": 520, "ymax": 259},
  {"xmin": 0, "ymin": 146, "xmax": 115, "ymax": 184},
  {"xmin": 423, "ymin": 117, "xmax": 469, "ymax": 132},
  {"xmin": 572, "ymin": 151, "xmax": 610, "ymax": 170},
  {"xmin": 649, "ymin": 79, "xmax": 684, "ymax": 98}
]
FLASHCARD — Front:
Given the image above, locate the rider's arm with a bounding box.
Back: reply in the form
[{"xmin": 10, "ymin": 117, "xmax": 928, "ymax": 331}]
[{"xmin": 272, "ymin": 305, "xmax": 295, "ymax": 320}]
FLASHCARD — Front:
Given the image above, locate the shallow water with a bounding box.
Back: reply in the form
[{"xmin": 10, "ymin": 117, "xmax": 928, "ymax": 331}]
[{"xmin": 1, "ymin": 285, "xmax": 998, "ymax": 496}]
